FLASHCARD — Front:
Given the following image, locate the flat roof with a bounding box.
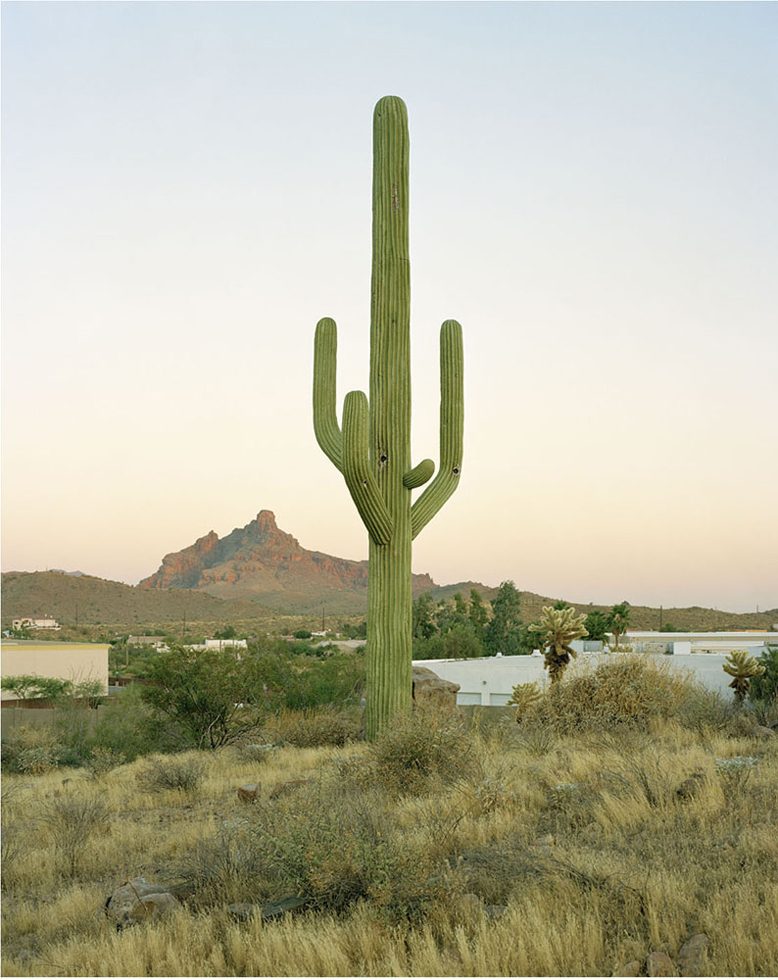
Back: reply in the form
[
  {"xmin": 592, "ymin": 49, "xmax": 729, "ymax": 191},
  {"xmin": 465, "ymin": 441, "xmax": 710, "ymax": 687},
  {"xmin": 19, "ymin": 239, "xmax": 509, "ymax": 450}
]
[{"xmin": 1, "ymin": 641, "xmax": 110, "ymax": 649}]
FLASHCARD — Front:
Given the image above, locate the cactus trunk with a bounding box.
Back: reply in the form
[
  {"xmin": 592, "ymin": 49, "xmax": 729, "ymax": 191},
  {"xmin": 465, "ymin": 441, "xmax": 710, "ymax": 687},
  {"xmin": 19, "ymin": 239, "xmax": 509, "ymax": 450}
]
[
  {"xmin": 367, "ymin": 98, "xmax": 413, "ymax": 739},
  {"xmin": 313, "ymin": 96, "xmax": 464, "ymax": 738}
]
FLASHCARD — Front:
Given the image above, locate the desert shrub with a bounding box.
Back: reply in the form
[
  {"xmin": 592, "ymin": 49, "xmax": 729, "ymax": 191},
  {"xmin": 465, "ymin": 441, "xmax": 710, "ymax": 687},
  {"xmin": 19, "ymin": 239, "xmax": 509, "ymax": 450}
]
[
  {"xmin": 135, "ymin": 754, "xmax": 205, "ymax": 793},
  {"xmin": 85, "ymin": 746, "xmax": 126, "ymax": 777},
  {"xmin": 38, "ymin": 793, "xmax": 111, "ymax": 877},
  {"xmin": 184, "ymin": 781, "xmax": 453, "ymax": 921},
  {"xmin": 674, "ymin": 684, "xmax": 735, "ymax": 734},
  {"xmin": 368, "ymin": 707, "xmax": 474, "ymax": 795},
  {"xmin": 1, "ymin": 786, "xmax": 24, "ymax": 890},
  {"xmin": 91, "ymin": 685, "xmax": 162, "ymax": 760},
  {"xmin": 1, "ymin": 725, "xmax": 63, "ymax": 774},
  {"xmin": 455, "ymin": 834, "xmax": 543, "ymax": 904},
  {"xmin": 528, "ymin": 656, "xmax": 702, "ymax": 733},
  {"xmin": 262, "ymin": 707, "xmax": 361, "ymax": 747}
]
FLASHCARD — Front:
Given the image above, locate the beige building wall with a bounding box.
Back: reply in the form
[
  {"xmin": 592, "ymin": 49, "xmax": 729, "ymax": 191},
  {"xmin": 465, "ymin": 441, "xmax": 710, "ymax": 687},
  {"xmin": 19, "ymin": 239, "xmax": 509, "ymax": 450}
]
[{"xmin": 1, "ymin": 642, "xmax": 109, "ymax": 700}]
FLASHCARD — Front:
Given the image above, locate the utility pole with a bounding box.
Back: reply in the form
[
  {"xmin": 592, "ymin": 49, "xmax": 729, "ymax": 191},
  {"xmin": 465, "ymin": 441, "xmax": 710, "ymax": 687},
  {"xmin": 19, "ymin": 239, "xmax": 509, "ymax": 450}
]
[
  {"xmin": 321, "ymin": 603, "xmax": 325, "ymax": 633},
  {"xmin": 659, "ymin": 605, "xmax": 663, "ymax": 631}
]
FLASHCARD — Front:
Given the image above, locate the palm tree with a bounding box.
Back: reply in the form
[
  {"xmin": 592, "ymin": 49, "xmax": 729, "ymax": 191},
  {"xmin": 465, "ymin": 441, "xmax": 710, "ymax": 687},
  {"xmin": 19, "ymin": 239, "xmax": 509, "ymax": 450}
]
[
  {"xmin": 529, "ymin": 605, "xmax": 588, "ymax": 686},
  {"xmin": 607, "ymin": 602, "xmax": 631, "ymax": 651},
  {"xmin": 723, "ymin": 649, "xmax": 766, "ymax": 704}
]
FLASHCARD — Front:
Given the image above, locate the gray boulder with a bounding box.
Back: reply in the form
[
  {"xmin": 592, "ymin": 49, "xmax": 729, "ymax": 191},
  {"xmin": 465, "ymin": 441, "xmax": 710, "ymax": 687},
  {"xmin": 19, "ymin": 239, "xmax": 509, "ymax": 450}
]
[
  {"xmin": 105, "ymin": 877, "xmax": 179, "ymax": 929},
  {"xmin": 677, "ymin": 934, "xmax": 710, "ymax": 977},
  {"xmin": 647, "ymin": 951, "xmax": 676, "ymax": 976}
]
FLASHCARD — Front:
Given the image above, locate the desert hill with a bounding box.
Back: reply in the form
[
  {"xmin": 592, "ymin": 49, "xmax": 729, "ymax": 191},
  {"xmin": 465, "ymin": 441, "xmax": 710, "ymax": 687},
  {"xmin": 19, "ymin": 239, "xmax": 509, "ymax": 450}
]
[{"xmin": 2, "ymin": 509, "xmax": 775, "ymax": 630}]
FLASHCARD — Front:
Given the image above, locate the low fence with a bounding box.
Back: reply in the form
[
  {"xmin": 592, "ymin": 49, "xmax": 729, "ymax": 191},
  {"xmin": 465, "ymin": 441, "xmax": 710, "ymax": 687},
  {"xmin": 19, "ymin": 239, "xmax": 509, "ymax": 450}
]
[{"xmin": 1, "ymin": 705, "xmax": 104, "ymax": 731}]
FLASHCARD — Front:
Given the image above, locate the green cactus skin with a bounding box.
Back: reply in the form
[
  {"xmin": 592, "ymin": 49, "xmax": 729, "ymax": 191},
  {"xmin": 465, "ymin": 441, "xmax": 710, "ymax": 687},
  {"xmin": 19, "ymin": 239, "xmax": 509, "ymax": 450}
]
[{"xmin": 313, "ymin": 96, "xmax": 464, "ymax": 738}]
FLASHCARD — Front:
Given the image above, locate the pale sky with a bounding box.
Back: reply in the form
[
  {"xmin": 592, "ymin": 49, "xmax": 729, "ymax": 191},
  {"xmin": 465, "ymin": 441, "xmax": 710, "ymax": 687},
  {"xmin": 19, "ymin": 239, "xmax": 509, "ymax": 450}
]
[{"xmin": 2, "ymin": 2, "xmax": 777, "ymax": 612}]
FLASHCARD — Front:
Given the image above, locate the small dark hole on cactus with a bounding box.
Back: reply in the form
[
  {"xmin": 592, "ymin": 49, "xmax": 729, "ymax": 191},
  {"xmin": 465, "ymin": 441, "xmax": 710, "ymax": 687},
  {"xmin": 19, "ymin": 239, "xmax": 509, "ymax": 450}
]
[
  {"xmin": 379, "ymin": 454, "xmax": 388, "ymax": 464},
  {"xmin": 453, "ymin": 466, "xmax": 460, "ymax": 475},
  {"xmin": 362, "ymin": 481, "xmax": 368, "ymax": 488}
]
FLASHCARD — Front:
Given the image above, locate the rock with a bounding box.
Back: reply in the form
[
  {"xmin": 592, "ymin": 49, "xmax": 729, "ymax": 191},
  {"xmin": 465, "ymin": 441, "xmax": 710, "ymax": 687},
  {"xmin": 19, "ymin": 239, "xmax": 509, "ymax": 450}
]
[
  {"xmin": 227, "ymin": 902, "xmax": 259, "ymax": 922},
  {"xmin": 646, "ymin": 951, "xmax": 676, "ymax": 976},
  {"xmin": 126, "ymin": 892, "xmax": 178, "ymax": 925},
  {"xmin": 227, "ymin": 897, "xmax": 311, "ymax": 924},
  {"xmin": 260, "ymin": 895, "xmax": 309, "ymax": 920},
  {"xmin": 105, "ymin": 877, "xmax": 179, "ymax": 929},
  {"xmin": 752, "ymin": 725, "xmax": 775, "ymax": 739},
  {"xmin": 484, "ymin": 904, "xmax": 507, "ymax": 920},
  {"xmin": 237, "ymin": 783, "xmax": 259, "ymax": 803},
  {"xmin": 675, "ymin": 772, "xmax": 706, "ymax": 801},
  {"xmin": 677, "ymin": 933, "xmax": 710, "ymax": 976},
  {"xmin": 412, "ymin": 666, "xmax": 460, "ymax": 709},
  {"xmin": 615, "ymin": 961, "xmax": 642, "ymax": 977},
  {"xmin": 269, "ymin": 778, "xmax": 312, "ymax": 800}
]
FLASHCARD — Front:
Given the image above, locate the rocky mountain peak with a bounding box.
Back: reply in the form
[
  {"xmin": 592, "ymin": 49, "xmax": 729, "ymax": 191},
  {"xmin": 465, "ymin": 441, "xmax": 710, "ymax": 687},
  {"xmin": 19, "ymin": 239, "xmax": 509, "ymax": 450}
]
[
  {"xmin": 255, "ymin": 510, "xmax": 278, "ymax": 533},
  {"xmin": 137, "ymin": 508, "xmax": 437, "ymax": 600}
]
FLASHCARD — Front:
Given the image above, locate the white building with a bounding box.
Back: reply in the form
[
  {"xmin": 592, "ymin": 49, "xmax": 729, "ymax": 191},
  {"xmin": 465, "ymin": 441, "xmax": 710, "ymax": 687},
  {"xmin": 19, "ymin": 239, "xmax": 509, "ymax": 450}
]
[
  {"xmin": 186, "ymin": 639, "xmax": 248, "ymax": 652},
  {"xmin": 12, "ymin": 616, "xmax": 60, "ymax": 631},
  {"xmin": 415, "ymin": 631, "xmax": 777, "ymax": 706},
  {"xmin": 1, "ymin": 641, "xmax": 109, "ymax": 702}
]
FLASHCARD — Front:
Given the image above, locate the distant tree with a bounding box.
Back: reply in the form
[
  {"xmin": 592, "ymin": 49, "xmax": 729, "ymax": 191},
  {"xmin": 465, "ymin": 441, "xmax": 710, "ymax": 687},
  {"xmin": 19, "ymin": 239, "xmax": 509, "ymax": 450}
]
[
  {"xmin": 607, "ymin": 602, "xmax": 631, "ymax": 651},
  {"xmin": 469, "ymin": 589, "xmax": 489, "ymax": 641},
  {"xmin": 723, "ymin": 649, "xmax": 766, "ymax": 704},
  {"xmin": 1, "ymin": 675, "xmax": 71, "ymax": 703},
  {"xmin": 437, "ymin": 593, "xmax": 469, "ymax": 635},
  {"xmin": 215, "ymin": 625, "xmax": 237, "ymax": 640},
  {"xmin": 583, "ymin": 610, "xmax": 610, "ymax": 643},
  {"xmin": 293, "ymin": 629, "xmax": 313, "ymax": 640},
  {"xmin": 412, "ymin": 594, "xmax": 437, "ymax": 641},
  {"xmin": 339, "ymin": 620, "xmax": 367, "ymax": 640},
  {"xmin": 553, "ymin": 600, "xmax": 572, "ymax": 611},
  {"xmin": 530, "ymin": 605, "xmax": 589, "ymax": 686},
  {"xmin": 485, "ymin": 581, "xmax": 524, "ymax": 656}
]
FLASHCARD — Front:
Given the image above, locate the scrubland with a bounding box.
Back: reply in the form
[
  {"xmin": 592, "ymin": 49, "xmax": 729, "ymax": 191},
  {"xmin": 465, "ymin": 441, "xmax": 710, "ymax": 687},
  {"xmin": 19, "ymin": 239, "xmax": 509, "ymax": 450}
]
[{"xmin": 2, "ymin": 657, "xmax": 777, "ymax": 977}]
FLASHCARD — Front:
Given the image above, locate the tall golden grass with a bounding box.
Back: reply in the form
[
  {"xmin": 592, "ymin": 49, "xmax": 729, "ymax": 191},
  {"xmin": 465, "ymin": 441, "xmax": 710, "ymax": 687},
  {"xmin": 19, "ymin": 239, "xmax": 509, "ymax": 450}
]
[{"xmin": 2, "ymin": 662, "xmax": 777, "ymax": 977}]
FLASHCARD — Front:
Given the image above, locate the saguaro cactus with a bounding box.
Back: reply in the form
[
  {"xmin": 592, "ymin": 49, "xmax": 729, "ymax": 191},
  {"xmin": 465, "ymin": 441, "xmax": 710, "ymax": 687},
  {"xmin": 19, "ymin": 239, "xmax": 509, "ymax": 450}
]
[{"xmin": 313, "ymin": 96, "xmax": 464, "ymax": 739}]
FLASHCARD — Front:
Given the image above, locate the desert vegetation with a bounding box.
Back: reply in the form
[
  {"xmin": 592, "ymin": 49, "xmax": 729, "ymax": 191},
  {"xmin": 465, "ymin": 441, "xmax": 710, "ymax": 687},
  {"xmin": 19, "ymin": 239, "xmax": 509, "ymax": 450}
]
[{"xmin": 2, "ymin": 655, "xmax": 777, "ymax": 977}]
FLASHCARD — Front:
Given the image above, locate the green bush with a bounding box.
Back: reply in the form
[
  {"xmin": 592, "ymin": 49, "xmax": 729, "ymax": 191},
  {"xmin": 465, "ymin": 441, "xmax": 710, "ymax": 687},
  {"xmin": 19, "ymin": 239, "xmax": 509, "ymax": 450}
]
[
  {"xmin": 91, "ymin": 685, "xmax": 163, "ymax": 761},
  {"xmin": 282, "ymin": 653, "xmax": 365, "ymax": 711}
]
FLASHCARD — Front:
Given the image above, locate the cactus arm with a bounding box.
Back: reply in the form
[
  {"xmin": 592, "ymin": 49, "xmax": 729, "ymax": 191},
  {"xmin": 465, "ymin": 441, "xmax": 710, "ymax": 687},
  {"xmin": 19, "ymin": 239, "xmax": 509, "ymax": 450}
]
[
  {"xmin": 342, "ymin": 390, "xmax": 393, "ymax": 545},
  {"xmin": 410, "ymin": 319, "xmax": 464, "ymax": 539},
  {"xmin": 313, "ymin": 317, "xmax": 343, "ymax": 471},
  {"xmin": 403, "ymin": 459, "xmax": 435, "ymax": 489}
]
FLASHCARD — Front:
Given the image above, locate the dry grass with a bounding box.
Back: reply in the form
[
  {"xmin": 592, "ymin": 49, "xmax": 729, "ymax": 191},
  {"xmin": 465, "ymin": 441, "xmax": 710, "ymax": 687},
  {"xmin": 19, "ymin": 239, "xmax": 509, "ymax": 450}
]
[{"xmin": 2, "ymin": 693, "xmax": 777, "ymax": 976}]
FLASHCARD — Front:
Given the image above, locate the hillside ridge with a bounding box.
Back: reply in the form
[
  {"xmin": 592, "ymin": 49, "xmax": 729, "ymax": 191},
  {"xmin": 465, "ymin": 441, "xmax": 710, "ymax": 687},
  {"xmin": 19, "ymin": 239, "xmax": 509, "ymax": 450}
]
[{"xmin": 3, "ymin": 509, "xmax": 776, "ymax": 629}]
